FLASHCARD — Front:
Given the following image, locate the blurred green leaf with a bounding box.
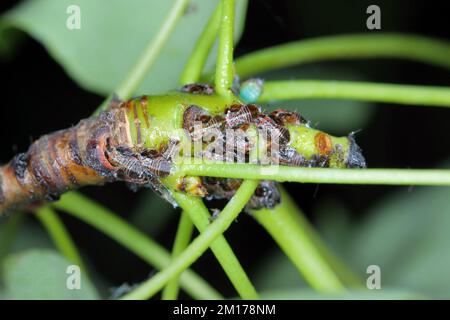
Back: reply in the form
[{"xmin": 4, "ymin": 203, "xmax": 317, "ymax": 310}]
[
  {"xmin": 317, "ymin": 186, "xmax": 450, "ymax": 299},
  {"xmin": 257, "ymin": 185, "xmax": 450, "ymax": 299},
  {"xmin": 2, "ymin": 249, "xmax": 99, "ymax": 299},
  {"xmin": 260, "ymin": 65, "xmax": 375, "ymax": 134},
  {"xmin": 0, "ymin": 216, "xmax": 53, "ymax": 256},
  {"xmin": 313, "ymin": 196, "xmax": 356, "ymax": 256},
  {"xmin": 0, "ymin": 213, "xmax": 24, "ymax": 264},
  {"xmin": 130, "ymin": 190, "xmax": 175, "ymax": 236},
  {"xmin": 1, "ymin": 0, "xmax": 248, "ymax": 96},
  {"xmin": 254, "ymin": 249, "xmax": 307, "ymax": 291},
  {"xmin": 0, "ymin": 22, "xmax": 23, "ymax": 59},
  {"xmin": 345, "ymin": 187, "xmax": 450, "ymax": 299},
  {"xmin": 254, "ymin": 246, "xmax": 423, "ymax": 299},
  {"xmin": 259, "ymin": 288, "xmax": 424, "ymax": 300}
]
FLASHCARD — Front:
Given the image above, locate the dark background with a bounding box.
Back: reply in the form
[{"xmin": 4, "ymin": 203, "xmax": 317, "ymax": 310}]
[{"xmin": 1, "ymin": 0, "xmax": 449, "ymax": 297}]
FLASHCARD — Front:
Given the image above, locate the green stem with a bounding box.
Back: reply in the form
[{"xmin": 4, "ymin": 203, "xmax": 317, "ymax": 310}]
[
  {"xmin": 95, "ymin": 0, "xmax": 190, "ymax": 113},
  {"xmin": 161, "ymin": 211, "xmax": 194, "ymax": 300},
  {"xmin": 121, "ymin": 180, "xmax": 259, "ymax": 300},
  {"xmin": 234, "ymin": 33, "xmax": 450, "ymax": 78},
  {"xmin": 253, "ymin": 203, "xmax": 344, "ymax": 293},
  {"xmin": 178, "ymin": 163, "xmax": 450, "ymax": 186},
  {"xmin": 164, "ymin": 4, "xmax": 225, "ymax": 299},
  {"xmin": 253, "ymin": 187, "xmax": 362, "ymax": 290},
  {"xmin": 176, "ymin": 1, "xmax": 260, "ymax": 297},
  {"xmin": 230, "ymin": 32, "xmax": 450, "ymax": 294},
  {"xmin": 215, "ymin": 0, "xmax": 235, "ymax": 97},
  {"xmin": 172, "ymin": 192, "xmax": 259, "ymax": 299},
  {"xmin": 180, "ymin": 3, "xmax": 222, "ymax": 85},
  {"xmin": 280, "ymin": 189, "xmax": 362, "ymax": 288},
  {"xmin": 259, "ymin": 80, "xmax": 450, "ymax": 108},
  {"xmin": 52, "ymin": 192, "xmax": 222, "ymax": 300},
  {"xmin": 35, "ymin": 206, "xmax": 85, "ymax": 270}
]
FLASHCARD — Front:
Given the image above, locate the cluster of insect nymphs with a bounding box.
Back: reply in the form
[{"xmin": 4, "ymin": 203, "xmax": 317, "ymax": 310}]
[
  {"xmin": 176, "ymin": 79, "xmax": 350, "ymax": 211},
  {"xmin": 0, "ymin": 78, "xmax": 365, "ymax": 215},
  {"xmin": 98, "ymin": 79, "xmax": 366, "ymax": 213}
]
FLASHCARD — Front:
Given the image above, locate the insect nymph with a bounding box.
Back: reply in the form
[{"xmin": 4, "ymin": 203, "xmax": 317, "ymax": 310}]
[{"xmin": 0, "ymin": 83, "xmax": 366, "ymax": 214}]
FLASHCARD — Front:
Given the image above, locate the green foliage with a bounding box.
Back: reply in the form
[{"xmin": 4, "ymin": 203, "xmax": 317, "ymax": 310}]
[
  {"xmin": 1, "ymin": 249, "xmax": 99, "ymax": 299},
  {"xmin": 316, "ymin": 185, "xmax": 450, "ymax": 299},
  {"xmin": 253, "ymin": 182, "xmax": 450, "ymax": 299},
  {"xmin": 0, "ymin": 0, "xmax": 449, "ymax": 301},
  {"xmin": 129, "ymin": 190, "xmax": 174, "ymax": 236},
  {"xmin": 259, "ymin": 288, "xmax": 424, "ymax": 300},
  {"xmin": 1, "ymin": 0, "xmax": 247, "ymax": 95},
  {"xmin": 255, "ymin": 250, "xmax": 307, "ymax": 290},
  {"xmin": 260, "ymin": 66, "xmax": 375, "ymax": 134},
  {"xmin": 0, "ymin": 216, "xmax": 53, "ymax": 256}
]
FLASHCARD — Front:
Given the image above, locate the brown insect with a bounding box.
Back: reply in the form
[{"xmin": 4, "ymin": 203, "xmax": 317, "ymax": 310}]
[
  {"xmin": 201, "ymin": 177, "xmax": 281, "ymax": 211},
  {"xmin": 179, "ymin": 83, "xmax": 215, "ymax": 95},
  {"xmin": 246, "ymin": 180, "xmax": 281, "ymax": 210},
  {"xmin": 183, "ymin": 105, "xmax": 225, "ymax": 142},
  {"xmin": 254, "ymin": 114, "xmax": 290, "ymax": 145},
  {"xmin": 0, "ymin": 81, "xmax": 366, "ymax": 214},
  {"xmin": 269, "ymin": 109, "xmax": 308, "ymax": 126},
  {"xmin": 224, "ymin": 104, "xmax": 260, "ymax": 129}
]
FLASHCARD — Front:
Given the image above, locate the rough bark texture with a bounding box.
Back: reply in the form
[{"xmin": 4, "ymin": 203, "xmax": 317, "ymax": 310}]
[
  {"xmin": 0, "ymin": 107, "xmax": 131, "ymax": 214},
  {"xmin": 0, "ymin": 92, "xmax": 366, "ymax": 215}
]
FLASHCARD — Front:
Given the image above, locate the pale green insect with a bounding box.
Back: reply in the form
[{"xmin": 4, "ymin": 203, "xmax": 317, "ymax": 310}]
[{"xmin": 239, "ymin": 78, "xmax": 264, "ymax": 103}]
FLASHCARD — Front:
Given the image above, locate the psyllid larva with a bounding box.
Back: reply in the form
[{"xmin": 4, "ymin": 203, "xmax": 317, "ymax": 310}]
[
  {"xmin": 0, "ymin": 85, "xmax": 366, "ymax": 214},
  {"xmin": 270, "ymin": 109, "xmax": 308, "ymax": 126},
  {"xmin": 239, "ymin": 78, "xmax": 264, "ymax": 103}
]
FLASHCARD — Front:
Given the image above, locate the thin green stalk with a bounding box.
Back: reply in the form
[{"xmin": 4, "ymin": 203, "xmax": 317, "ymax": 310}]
[
  {"xmin": 234, "ymin": 33, "xmax": 450, "ymax": 78},
  {"xmin": 180, "ymin": 3, "xmax": 222, "ymax": 85},
  {"xmin": 163, "ymin": 3, "xmax": 224, "ymax": 300},
  {"xmin": 161, "ymin": 211, "xmax": 194, "ymax": 300},
  {"xmin": 253, "ymin": 187, "xmax": 362, "ymax": 290},
  {"xmin": 215, "ymin": 0, "xmax": 235, "ymax": 97},
  {"xmin": 121, "ymin": 180, "xmax": 259, "ymax": 300},
  {"xmin": 179, "ymin": 0, "xmax": 259, "ymax": 299},
  {"xmin": 179, "ymin": 2, "xmax": 258, "ymax": 300},
  {"xmin": 96, "ymin": 0, "xmax": 190, "ymax": 113},
  {"xmin": 259, "ymin": 80, "xmax": 450, "ymax": 108},
  {"xmin": 52, "ymin": 192, "xmax": 222, "ymax": 300},
  {"xmin": 172, "ymin": 192, "xmax": 259, "ymax": 299},
  {"xmin": 230, "ymin": 31, "xmax": 450, "ymax": 295},
  {"xmin": 278, "ymin": 188, "xmax": 362, "ymax": 288},
  {"xmin": 35, "ymin": 206, "xmax": 85, "ymax": 270},
  {"xmin": 253, "ymin": 203, "xmax": 344, "ymax": 293},
  {"xmin": 178, "ymin": 163, "xmax": 450, "ymax": 186}
]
